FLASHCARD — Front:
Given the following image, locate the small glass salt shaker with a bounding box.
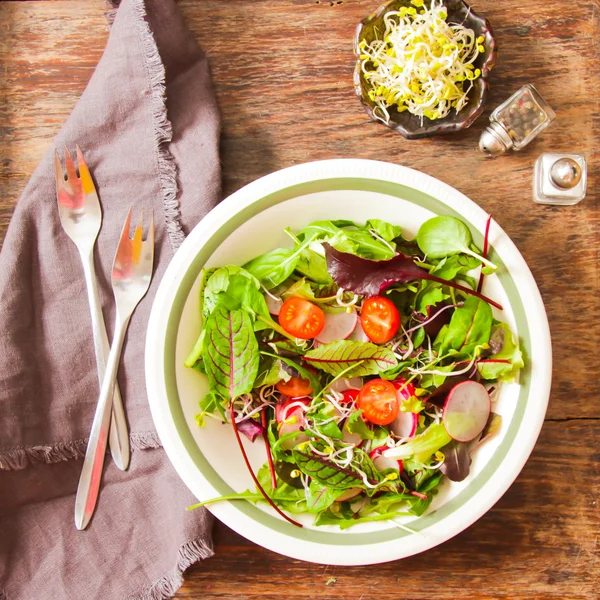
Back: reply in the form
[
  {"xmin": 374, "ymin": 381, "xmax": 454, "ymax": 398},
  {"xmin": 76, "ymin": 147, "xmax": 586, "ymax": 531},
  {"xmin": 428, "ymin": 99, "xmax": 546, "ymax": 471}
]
[
  {"xmin": 533, "ymin": 153, "xmax": 587, "ymax": 205},
  {"xmin": 479, "ymin": 84, "xmax": 556, "ymax": 156}
]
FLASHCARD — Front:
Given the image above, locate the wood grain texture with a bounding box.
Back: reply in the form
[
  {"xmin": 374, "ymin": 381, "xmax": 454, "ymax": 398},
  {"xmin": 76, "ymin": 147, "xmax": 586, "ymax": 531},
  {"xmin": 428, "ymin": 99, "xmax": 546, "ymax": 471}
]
[{"xmin": 0, "ymin": 1, "xmax": 598, "ymax": 598}]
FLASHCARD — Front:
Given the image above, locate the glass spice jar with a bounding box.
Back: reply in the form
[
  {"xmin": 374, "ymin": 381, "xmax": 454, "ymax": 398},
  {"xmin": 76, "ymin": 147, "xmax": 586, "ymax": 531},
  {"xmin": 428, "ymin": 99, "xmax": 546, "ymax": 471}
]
[{"xmin": 479, "ymin": 84, "xmax": 556, "ymax": 156}]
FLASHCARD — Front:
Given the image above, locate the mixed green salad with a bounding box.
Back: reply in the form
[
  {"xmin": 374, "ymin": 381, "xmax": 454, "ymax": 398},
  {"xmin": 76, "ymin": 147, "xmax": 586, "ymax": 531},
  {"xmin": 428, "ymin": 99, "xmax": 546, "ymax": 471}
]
[{"xmin": 185, "ymin": 215, "xmax": 523, "ymax": 529}]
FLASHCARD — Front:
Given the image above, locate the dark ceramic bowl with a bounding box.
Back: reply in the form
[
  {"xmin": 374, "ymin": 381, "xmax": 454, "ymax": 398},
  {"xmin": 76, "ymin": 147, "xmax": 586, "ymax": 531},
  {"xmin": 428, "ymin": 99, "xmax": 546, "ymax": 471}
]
[{"xmin": 354, "ymin": 0, "xmax": 496, "ymax": 139}]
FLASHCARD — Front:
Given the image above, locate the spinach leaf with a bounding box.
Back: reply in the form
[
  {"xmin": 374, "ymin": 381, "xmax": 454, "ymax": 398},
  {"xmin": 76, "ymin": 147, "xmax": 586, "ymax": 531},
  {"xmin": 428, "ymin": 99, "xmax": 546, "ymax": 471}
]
[
  {"xmin": 244, "ymin": 248, "xmax": 298, "ymax": 289},
  {"xmin": 202, "ymin": 266, "xmax": 270, "ymax": 320},
  {"xmin": 366, "ymin": 218, "xmax": 404, "ymax": 242},
  {"xmin": 416, "ymin": 216, "xmax": 495, "ymax": 270},
  {"xmin": 296, "ymin": 220, "xmax": 396, "ymax": 260},
  {"xmin": 429, "ymin": 254, "xmax": 480, "ymax": 281},
  {"xmin": 296, "ymin": 248, "xmax": 333, "ymax": 284},
  {"xmin": 477, "ymin": 323, "xmax": 524, "ymax": 382},
  {"xmin": 304, "ymin": 340, "xmax": 397, "ymax": 377},
  {"xmin": 343, "ymin": 229, "xmax": 396, "ymax": 260},
  {"xmin": 440, "ymin": 295, "xmax": 492, "ymax": 356},
  {"xmin": 297, "ymin": 221, "xmax": 358, "ymax": 254},
  {"xmin": 202, "ymin": 305, "xmax": 260, "ymax": 401}
]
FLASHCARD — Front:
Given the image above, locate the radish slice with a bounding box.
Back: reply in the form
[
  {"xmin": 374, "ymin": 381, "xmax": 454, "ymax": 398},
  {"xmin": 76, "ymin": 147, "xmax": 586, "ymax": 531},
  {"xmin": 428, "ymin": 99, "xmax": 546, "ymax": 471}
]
[
  {"xmin": 369, "ymin": 446, "xmax": 403, "ymax": 472},
  {"xmin": 342, "ymin": 426, "xmax": 362, "ymax": 447},
  {"xmin": 275, "ymin": 398, "xmax": 310, "ymax": 423},
  {"xmin": 315, "ymin": 310, "xmax": 358, "ymax": 343},
  {"xmin": 335, "ymin": 488, "xmax": 362, "ymax": 502},
  {"xmin": 390, "ymin": 410, "xmax": 418, "ymax": 438},
  {"xmin": 276, "ymin": 398, "xmax": 310, "ymax": 449},
  {"xmin": 329, "ymin": 377, "xmax": 363, "ymax": 393},
  {"xmin": 348, "ymin": 318, "xmax": 370, "ymax": 342},
  {"xmin": 278, "ymin": 415, "xmax": 308, "ymax": 450},
  {"xmin": 265, "ymin": 294, "xmax": 283, "ymax": 316},
  {"xmin": 442, "ymin": 380, "xmax": 491, "ymax": 442}
]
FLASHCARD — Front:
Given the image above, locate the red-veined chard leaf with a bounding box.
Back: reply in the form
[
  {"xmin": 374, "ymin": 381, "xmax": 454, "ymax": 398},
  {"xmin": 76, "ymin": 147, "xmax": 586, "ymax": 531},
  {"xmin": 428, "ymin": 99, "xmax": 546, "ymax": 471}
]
[
  {"xmin": 202, "ymin": 304, "xmax": 260, "ymax": 401},
  {"xmin": 303, "ymin": 340, "xmax": 397, "ymax": 377},
  {"xmin": 439, "ymin": 295, "xmax": 492, "ymax": 356},
  {"xmin": 305, "ymin": 481, "xmax": 346, "ymax": 513},
  {"xmin": 292, "ymin": 443, "xmax": 382, "ymax": 490},
  {"xmin": 323, "ymin": 244, "xmax": 502, "ymax": 310}
]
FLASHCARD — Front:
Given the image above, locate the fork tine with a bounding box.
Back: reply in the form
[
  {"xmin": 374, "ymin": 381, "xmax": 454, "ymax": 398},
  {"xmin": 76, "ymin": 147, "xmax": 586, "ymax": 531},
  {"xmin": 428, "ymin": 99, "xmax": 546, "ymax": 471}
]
[
  {"xmin": 134, "ymin": 209, "xmax": 144, "ymax": 244},
  {"xmin": 112, "ymin": 207, "xmax": 133, "ymax": 276},
  {"xmin": 120, "ymin": 207, "xmax": 133, "ymax": 243},
  {"xmin": 147, "ymin": 210, "xmax": 154, "ymax": 248},
  {"xmin": 54, "ymin": 149, "xmax": 65, "ymax": 189},
  {"xmin": 64, "ymin": 148, "xmax": 78, "ymax": 181},
  {"xmin": 144, "ymin": 210, "xmax": 155, "ymax": 267},
  {"xmin": 131, "ymin": 209, "xmax": 144, "ymax": 266},
  {"xmin": 76, "ymin": 145, "xmax": 96, "ymax": 195}
]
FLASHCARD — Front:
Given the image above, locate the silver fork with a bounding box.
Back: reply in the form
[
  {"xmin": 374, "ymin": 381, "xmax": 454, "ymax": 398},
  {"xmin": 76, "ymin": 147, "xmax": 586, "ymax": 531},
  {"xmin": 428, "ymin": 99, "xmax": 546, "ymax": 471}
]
[
  {"xmin": 74, "ymin": 208, "xmax": 154, "ymax": 530},
  {"xmin": 55, "ymin": 146, "xmax": 130, "ymax": 471}
]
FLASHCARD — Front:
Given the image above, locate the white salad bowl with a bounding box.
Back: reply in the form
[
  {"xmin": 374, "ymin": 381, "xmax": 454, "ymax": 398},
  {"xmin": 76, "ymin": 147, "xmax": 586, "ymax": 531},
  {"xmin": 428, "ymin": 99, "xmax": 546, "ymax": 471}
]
[{"xmin": 145, "ymin": 159, "xmax": 551, "ymax": 565}]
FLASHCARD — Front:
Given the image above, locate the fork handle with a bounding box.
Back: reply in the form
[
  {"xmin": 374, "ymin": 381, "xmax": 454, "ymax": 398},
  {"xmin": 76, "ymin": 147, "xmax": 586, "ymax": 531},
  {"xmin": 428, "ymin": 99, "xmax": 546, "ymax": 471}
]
[
  {"xmin": 80, "ymin": 248, "xmax": 130, "ymax": 471},
  {"xmin": 74, "ymin": 311, "xmax": 131, "ymax": 530}
]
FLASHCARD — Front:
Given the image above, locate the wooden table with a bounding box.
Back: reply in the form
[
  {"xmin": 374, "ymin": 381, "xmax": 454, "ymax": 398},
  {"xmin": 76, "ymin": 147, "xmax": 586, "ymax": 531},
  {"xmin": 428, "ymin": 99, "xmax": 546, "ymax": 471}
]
[{"xmin": 1, "ymin": 1, "xmax": 598, "ymax": 598}]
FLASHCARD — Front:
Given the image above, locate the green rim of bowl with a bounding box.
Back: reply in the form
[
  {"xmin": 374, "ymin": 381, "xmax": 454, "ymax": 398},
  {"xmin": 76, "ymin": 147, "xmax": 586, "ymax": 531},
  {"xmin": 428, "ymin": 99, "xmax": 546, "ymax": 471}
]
[{"xmin": 163, "ymin": 177, "xmax": 530, "ymax": 545}]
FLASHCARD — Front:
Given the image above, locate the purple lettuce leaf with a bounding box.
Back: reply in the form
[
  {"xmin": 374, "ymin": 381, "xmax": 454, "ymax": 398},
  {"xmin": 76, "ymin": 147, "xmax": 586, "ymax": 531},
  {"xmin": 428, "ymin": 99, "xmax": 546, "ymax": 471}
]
[
  {"xmin": 236, "ymin": 418, "xmax": 264, "ymax": 442},
  {"xmin": 439, "ymin": 439, "xmax": 471, "ymax": 482},
  {"xmin": 323, "ymin": 244, "xmax": 502, "ymax": 310}
]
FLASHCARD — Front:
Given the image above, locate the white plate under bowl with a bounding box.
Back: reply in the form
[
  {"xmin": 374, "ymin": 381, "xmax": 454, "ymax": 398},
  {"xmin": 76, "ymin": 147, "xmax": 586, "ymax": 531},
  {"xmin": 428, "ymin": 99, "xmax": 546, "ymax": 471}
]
[{"xmin": 145, "ymin": 159, "xmax": 551, "ymax": 565}]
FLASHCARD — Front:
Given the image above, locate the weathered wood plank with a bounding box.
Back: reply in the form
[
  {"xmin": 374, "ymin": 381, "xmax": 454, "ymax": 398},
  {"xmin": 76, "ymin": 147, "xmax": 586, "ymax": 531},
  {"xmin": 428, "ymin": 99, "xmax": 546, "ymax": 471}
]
[{"xmin": 0, "ymin": 4, "xmax": 598, "ymax": 597}]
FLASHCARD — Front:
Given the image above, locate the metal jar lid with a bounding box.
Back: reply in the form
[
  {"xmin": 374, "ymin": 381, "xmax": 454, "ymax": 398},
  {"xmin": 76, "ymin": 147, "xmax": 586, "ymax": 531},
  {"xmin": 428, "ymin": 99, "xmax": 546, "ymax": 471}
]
[{"xmin": 479, "ymin": 122, "xmax": 514, "ymax": 156}]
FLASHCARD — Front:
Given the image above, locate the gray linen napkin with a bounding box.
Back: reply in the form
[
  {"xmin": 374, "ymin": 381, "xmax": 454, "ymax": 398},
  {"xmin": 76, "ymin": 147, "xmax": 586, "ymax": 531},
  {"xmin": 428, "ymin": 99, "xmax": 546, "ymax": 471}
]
[{"xmin": 0, "ymin": 0, "xmax": 221, "ymax": 597}]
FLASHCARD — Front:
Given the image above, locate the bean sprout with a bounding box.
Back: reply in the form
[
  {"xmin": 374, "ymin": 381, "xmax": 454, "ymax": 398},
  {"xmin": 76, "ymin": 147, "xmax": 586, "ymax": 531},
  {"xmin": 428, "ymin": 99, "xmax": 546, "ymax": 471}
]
[
  {"xmin": 335, "ymin": 287, "xmax": 359, "ymax": 307},
  {"xmin": 358, "ymin": 0, "xmax": 484, "ymax": 123}
]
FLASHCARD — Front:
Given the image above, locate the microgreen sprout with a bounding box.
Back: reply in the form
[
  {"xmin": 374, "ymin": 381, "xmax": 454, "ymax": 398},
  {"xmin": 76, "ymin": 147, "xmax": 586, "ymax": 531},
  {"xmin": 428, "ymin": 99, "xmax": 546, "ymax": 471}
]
[{"xmin": 359, "ymin": 0, "xmax": 483, "ymax": 123}]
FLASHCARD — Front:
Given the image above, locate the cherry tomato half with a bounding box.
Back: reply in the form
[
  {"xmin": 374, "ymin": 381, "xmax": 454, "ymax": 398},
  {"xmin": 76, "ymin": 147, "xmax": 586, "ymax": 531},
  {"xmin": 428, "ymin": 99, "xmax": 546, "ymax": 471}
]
[
  {"xmin": 340, "ymin": 389, "xmax": 359, "ymax": 404},
  {"xmin": 276, "ymin": 376, "xmax": 313, "ymax": 398},
  {"xmin": 278, "ymin": 297, "xmax": 325, "ymax": 340},
  {"xmin": 357, "ymin": 379, "xmax": 399, "ymax": 425},
  {"xmin": 360, "ymin": 296, "xmax": 400, "ymax": 344}
]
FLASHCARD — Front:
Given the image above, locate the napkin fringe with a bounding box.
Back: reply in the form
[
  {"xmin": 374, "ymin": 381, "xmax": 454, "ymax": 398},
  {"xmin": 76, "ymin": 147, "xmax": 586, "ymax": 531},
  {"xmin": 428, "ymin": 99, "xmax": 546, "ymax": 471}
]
[
  {"xmin": 131, "ymin": 538, "xmax": 214, "ymax": 600},
  {"xmin": 133, "ymin": 0, "xmax": 186, "ymax": 252},
  {"xmin": 0, "ymin": 431, "xmax": 162, "ymax": 471}
]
